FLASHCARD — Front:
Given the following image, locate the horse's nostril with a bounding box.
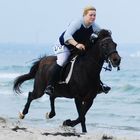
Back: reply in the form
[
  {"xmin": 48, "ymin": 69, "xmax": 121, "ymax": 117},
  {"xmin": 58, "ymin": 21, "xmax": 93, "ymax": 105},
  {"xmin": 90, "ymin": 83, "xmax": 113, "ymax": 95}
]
[
  {"xmin": 113, "ymin": 58, "xmax": 118, "ymax": 62},
  {"xmin": 113, "ymin": 58, "xmax": 120, "ymax": 65}
]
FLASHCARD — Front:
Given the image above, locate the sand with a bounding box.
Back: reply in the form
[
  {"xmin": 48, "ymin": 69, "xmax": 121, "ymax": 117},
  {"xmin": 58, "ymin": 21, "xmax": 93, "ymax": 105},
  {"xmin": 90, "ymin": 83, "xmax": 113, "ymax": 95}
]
[{"xmin": 0, "ymin": 117, "xmax": 139, "ymax": 140}]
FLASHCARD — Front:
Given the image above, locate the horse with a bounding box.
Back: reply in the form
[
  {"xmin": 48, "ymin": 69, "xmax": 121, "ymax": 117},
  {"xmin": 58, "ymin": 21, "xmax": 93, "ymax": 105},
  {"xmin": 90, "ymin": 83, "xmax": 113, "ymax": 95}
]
[{"xmin": 13, "ymin": 29, "xmax": 121, "ymax": 133}]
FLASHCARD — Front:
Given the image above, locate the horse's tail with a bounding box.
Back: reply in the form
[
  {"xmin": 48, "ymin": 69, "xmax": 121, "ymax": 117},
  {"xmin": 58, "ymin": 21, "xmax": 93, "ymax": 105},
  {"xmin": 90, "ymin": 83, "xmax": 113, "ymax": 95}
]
[{"xmin": 13, "ymin": 59, "xmax": 41, "ymax": 94}]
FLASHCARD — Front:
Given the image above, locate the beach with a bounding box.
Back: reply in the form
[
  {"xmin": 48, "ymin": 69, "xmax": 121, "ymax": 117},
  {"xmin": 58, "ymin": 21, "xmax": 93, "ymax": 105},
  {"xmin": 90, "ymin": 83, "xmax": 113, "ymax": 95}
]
[{"xmin": 0, "ymin": 117, "xmax": 140, "ymax": 140}]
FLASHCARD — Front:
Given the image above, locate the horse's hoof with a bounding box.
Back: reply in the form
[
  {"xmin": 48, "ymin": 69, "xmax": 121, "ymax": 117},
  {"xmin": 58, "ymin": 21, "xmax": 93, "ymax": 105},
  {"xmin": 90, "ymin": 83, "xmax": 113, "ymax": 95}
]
[
  {"xmin": 46, "ymin": 112, "xmax": 50, "ymax": 119},
  {"xmin": 46, "ymin": 112, "xmax": 55, "ymax": 119},
  {"xmin": 63, "ymin": 119, "xmax": 72, "ymax": 126},
  {"xmin": 19, "ymin": 112, "xmax": 25, "ymax": 119}
]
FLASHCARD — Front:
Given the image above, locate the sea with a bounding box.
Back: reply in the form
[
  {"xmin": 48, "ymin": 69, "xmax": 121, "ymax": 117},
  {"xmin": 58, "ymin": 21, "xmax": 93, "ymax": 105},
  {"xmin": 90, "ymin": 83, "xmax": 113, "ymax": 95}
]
[{"xmin": 0, "ymin": 43, "xmax": 140, "ymax": 138}]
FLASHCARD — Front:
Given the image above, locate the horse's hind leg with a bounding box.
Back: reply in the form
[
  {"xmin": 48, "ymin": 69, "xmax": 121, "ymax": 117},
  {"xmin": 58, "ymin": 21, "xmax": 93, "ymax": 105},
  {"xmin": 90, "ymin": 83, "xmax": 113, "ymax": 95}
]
[
  {"xmin": 46, "ymin": 96, "xmax": 56, "ymax": 119},
  {"xmin": 19, "ymin": 92, "xmax": 33, "ymax": 119}
]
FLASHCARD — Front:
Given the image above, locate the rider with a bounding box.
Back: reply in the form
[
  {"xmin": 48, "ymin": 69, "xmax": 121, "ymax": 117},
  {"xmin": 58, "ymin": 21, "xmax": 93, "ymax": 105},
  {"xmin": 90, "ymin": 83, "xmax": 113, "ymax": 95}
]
[{"xmin": 45, "ymin": 6, "xmax": 111, "ymax": 96}]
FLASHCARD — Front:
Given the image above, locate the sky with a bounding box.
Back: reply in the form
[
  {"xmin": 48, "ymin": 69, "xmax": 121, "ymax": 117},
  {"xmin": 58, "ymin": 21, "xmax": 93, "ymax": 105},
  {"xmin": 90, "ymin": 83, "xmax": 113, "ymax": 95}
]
[{"xmin": 0, "ymin": 0, "xmax": 140, "ymax": 45}]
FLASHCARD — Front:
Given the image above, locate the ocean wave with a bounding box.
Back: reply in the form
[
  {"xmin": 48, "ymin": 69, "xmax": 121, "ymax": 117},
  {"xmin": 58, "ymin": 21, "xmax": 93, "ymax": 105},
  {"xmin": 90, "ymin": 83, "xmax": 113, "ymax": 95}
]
[
  {"xmin": 131, "ymin": 100, "xmax": 140, "ymax": 104},
  {"xmin": 122, "ymin": 84, "xmax": 135, "ymax": 91},
  {"xmin": 118, "ymin": 126, "xmax": 140, "ymax": 132},
  {"xmin": 88, "ymin": 122, "xmax": 140, "ymax": 132},
  {"xmin": 114, "ymin": 83, "xmax": 140, "ymax": 93}
]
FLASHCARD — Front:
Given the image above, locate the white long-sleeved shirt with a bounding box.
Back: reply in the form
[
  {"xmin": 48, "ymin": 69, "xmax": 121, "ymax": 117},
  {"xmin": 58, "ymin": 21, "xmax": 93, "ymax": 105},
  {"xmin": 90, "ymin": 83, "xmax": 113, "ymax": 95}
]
[{"xmin": 59, "ymin": 18, "xmax": 101, "ymax": 47}]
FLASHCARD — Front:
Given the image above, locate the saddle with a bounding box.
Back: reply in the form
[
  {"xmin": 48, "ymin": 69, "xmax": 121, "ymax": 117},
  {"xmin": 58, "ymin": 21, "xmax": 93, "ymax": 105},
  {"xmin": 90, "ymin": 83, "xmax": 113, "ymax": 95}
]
[{"xmin": 58, "ymin": 48, "xmax": 86, "ymax": 84}]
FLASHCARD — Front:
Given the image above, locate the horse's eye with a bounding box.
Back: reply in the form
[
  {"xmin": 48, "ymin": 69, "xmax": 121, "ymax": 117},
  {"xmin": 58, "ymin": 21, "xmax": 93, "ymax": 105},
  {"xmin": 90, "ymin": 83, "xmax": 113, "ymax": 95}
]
[
  {"xmin": 102, "ymin": 43, "xmax": 108, "ymax": 48},
  {"xmin": 100, "ymin": 42, "xmax": 105, "ymax": 47}
]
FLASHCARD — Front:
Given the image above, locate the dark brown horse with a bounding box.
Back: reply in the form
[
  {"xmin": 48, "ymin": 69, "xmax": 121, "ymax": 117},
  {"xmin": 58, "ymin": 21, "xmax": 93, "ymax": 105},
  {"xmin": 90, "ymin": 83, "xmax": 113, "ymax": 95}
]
[{"xmin": 13, "ymin": 29, "xmax": 121, "ymax": 133}]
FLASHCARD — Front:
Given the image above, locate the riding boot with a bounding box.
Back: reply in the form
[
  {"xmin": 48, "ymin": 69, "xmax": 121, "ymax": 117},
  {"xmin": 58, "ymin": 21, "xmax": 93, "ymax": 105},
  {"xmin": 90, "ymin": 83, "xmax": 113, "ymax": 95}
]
[
  {"xmin": 44, "ymin": 63, "xmax": 62, "ymax": 96},
  {"xmin": 98, "ymin": 81, "xmax": 111, "ymax": 94}
]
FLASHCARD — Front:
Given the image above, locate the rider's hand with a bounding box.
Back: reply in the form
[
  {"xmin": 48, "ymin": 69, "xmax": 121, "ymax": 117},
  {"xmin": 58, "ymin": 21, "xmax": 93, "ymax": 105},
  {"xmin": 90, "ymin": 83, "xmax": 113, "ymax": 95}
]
[{"xmin": 75, "ymin": 43, "xmax": 85, "ymax": 50}]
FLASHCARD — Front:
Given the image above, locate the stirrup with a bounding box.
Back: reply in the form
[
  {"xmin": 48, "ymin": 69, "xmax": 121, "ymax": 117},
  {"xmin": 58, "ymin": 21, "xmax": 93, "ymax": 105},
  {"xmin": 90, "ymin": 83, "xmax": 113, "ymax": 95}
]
[
  {"xmin": 98, "ymin": 84, "xmax": 111, "ymax": 94},
  {"xmin": 102, "ymin": 85, "xmax": 111, "ymax": 94},
  {"xmin": 44, "ymin": 85, "xmax": 54, "ymax": 96}
]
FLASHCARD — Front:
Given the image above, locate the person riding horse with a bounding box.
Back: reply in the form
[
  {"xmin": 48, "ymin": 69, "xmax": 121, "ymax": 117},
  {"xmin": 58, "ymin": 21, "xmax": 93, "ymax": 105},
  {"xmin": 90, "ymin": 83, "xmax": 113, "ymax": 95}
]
[
  {"xmin": 45, "ymin": 6, "xmax": 111, "ymax": 96},
  {"xmin": 13, "ymin": 29, "xmax": 121, "ymax": 132}
]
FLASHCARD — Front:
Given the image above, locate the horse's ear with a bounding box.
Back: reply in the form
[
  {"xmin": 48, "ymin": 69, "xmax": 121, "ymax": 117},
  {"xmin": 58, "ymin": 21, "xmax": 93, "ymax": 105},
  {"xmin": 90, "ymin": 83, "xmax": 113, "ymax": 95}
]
[
  {"xmin": 108, "ymin": 30, "xmax": 112, "ymax": 35},
  {"xmin": 99, "ymin": 29, "xmax": 112, "ymax": 37}
]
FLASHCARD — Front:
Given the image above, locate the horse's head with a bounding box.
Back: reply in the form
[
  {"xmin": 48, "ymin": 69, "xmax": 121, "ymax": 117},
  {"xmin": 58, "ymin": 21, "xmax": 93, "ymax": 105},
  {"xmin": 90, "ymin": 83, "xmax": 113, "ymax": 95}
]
[{"xmin": 96, "ymin": 29, "xmax": 121, "ymax": 68}]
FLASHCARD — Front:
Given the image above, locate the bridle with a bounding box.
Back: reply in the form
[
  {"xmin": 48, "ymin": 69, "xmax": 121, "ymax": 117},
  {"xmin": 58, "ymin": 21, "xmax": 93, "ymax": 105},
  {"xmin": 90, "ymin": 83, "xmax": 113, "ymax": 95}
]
[
  {"xmin": 100, "ymin": 37, "xmax": 118, "ymax": 57},
  {"xmin": 100, "ymin": 36, "xmax": 120, "ymax": 71}
]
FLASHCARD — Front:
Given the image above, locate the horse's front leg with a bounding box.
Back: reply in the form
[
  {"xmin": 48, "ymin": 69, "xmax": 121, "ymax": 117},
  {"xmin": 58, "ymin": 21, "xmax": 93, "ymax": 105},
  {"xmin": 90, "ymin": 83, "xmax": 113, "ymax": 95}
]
[
  {"xmin": 63, "ymin": 98, "xmax": 87, "ymax": 133},
  {"xmin": 75, "ymin": 98, "xmax": 94, "ymax": 132},
  {"xmin": 75, "ymin": 98, "xmax": 87, "ymax": 133},
  {"xmin": 63, "ymin": 97, "xmax": 94, "ymax": 133},
  {"xmin": 46, "ymin": 96, "xmax": 56, "ymax": 119}
]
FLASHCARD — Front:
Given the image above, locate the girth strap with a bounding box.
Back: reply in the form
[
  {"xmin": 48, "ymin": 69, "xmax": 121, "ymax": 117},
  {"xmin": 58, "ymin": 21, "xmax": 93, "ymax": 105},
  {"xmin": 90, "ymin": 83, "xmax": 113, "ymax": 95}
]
[{"xmin": 59, "ymin": 55, "xmax": 78, "ymax": 84}]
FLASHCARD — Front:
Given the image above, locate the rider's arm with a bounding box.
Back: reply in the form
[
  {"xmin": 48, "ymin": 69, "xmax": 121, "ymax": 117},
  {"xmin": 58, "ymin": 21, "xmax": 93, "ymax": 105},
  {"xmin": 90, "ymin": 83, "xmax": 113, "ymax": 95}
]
[
  {"xmin": 63, "ymin": 19, "xmax": 81, "ymax": 46},
  {"xmin": 64, "ymin": 19, "xmax": 85, "ymax": 50},
  {"xmin": 67, "ymin": 39, "xmax": 78, "ymax": 47},
  {"xmin": 67, "ymin": 39, "xmax": 85, "ymax": 50}
]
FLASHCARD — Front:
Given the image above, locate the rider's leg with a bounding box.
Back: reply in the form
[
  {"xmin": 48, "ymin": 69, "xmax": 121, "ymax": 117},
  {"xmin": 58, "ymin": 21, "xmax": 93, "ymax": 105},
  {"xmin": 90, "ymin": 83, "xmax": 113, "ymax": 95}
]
[
  {"xmin": 44, "ymin": 63, "xmax": 62, "ymax": 96},
  {"xmin": 45, "ymin": 45, "xmax": 70, "ymax": 96}
]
